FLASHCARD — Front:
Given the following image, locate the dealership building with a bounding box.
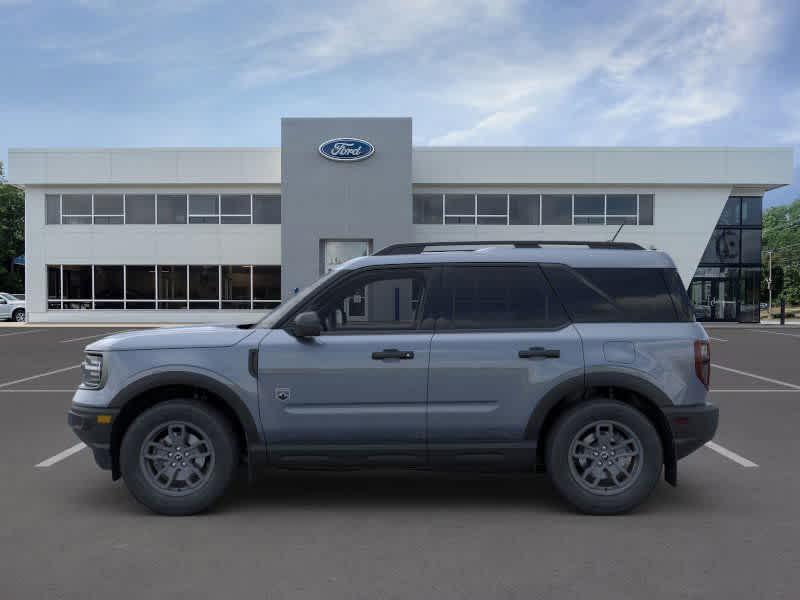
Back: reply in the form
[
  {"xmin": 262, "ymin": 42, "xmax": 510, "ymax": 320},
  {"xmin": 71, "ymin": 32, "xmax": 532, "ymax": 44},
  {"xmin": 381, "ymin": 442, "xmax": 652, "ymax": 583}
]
[{"xmin": 8, "ymin": 117, "xmax": 794, "ymax": 324}]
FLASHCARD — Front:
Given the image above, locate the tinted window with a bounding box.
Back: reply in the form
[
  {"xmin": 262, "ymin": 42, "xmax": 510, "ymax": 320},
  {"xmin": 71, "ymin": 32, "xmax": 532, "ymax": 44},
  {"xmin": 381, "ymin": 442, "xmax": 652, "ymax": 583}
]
[
  {"xmin": 62, "ymin": 265, "xmax": 92, "ymax": 300},
  {"xmin": 62, "ymin": 194, "xmax": 92, "ymax": 224},
  {"xmin": 543, "ymin": 265, "xmax": 681, "ymax": 322},
  {"xmin": 741, "ymin": 196, "xmax": 762, "ymax": 226},
  {"xmin": 253, "ymin": 194, "xmax": 281, "ymax": 224},
  {"xmin": 439, "ymin": 265, "xmax": 567, "ymax": 330},
  {"xmin": 740, "ymin": 229, "xmax": 761, "ymax": 263},
  {"xmin": 157, "ymin": 194, "xmax": 187, "ymax": 224},
  {"xmin": 663, "ymin": 268, "xmax": 694, "ymax": 322},
  {"xmin": 445, "ymin": 194, "xmax": 474, "ymax": 224},
  {"xmin": 638, "ymin": 194, "xmax": 654, "ymax": 225},
  {"xmin": 541, "ymin": 195, "xmax": 571, "ymax": 225},
  {"xmin": 93, "ymin": 194, "xmax": 124, "ymax": 224},
  {"xmin": 126, "ymin": 266, "xmax": 156, "ymax": 299},
  {"xmin": 607, "ymin": 194, "xmax": 636, "ymax": 215},
  {"xmin": 308, "ymin": 269, "xmax": 429, "ymax": 332},
  {"xmin": 158, "ymin": 265, "xmax": 187, "ymax": 308},
  {"xmin": 253, "ymin": 266, "xmax": 281, "ymax": 309},
  {"xmin": 702, "ymin": 229, "xmax": 740, "ymax": 263},
  {"xmin": 509, "ymin": 194, "xmax": 540, "ymax": 225},
  {"xmin": 93, "ymin": 266, "xmax": 123, "ymax": 299},
  {"xmin": 221, "ymin": 194, "xmax": 250, "ymax": 224},
  {"xmin": 413, "ymin": 194, "xmax": 443, "ymax": 224},
  {"xmin": 47, "ymin": 265, "xmax": 61, "ymax": 299},
  {"xmin": 717, "ymin": 197, "xmax": 740, "ymax": 226},
  {"xmin": 189, "ymin": 194, "xmax": 219, "ymax": 223},
  {"xmin": 46, "ymin": 195, "xmax": 60, "ymax": 224},
  {"xmin": 222, "ymin": 265, "xmax": 251, "ymax": 309},
  {"xmin": 477, "ymin": 194, "xmax": 507, "ymax": 224},
  {"xmin": 189, "ymin": 265, "xmax": 219, "ymax": 308},
  {"xmin": 125, "ymin": 194, "xmax": 155, "ymax": 224}
]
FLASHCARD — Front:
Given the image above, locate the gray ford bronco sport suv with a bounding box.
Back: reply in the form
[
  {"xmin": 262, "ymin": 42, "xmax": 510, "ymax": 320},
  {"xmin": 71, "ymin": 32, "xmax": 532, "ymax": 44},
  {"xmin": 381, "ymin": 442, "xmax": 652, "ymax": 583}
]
[{"xmin": 69, "ymin": 241, "xmax": 718, "ymax": 516}]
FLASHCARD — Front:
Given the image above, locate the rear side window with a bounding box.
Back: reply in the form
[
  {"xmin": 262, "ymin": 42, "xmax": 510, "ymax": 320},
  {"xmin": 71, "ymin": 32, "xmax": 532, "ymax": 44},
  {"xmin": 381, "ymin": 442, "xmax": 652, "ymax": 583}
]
[
  {"xmin": 663, "ymin": 268, "xmax": 694, "ymax": 322},
  {"xmin": 438, "ymin": 265, "xmax": 568, "ymax": 330},
  {"xmin": 542, "ymin": 266, "xmax": 688, "ymax": 323}
]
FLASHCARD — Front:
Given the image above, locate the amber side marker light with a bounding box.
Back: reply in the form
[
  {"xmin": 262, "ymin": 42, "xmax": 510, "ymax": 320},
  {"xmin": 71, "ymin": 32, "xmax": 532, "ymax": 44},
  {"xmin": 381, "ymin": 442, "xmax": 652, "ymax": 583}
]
[
  {"xmin": 96, "ymin": 415, "xmax": 113, "ymax": 424},
  {"xmin": 694, "ymin": 339, "xmax": 711, "ymax": 388}
]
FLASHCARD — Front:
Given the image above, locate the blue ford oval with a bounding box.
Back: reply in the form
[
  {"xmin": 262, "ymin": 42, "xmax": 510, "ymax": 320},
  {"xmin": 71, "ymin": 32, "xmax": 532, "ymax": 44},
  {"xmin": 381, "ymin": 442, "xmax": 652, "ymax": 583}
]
[{"xmin": 318, "ymin": 138, "xmax": 375, "ymax": 162}]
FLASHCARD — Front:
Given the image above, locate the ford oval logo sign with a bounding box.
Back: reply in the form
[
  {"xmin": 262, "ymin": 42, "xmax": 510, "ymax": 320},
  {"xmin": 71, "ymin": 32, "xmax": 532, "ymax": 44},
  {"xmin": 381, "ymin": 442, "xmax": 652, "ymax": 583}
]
[{"xmin": 318, "ymin": 138, "xmax": 375, "ymax": 162}]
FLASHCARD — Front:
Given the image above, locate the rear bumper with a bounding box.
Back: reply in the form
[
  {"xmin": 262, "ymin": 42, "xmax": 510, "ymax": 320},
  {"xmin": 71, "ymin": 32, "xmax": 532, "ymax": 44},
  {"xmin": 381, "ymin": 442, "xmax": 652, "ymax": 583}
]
[
  {"xmin": 663, "ymin": 402, "xmax": 719, "ymax": 460},
  {"xmin": 68, "ymin": 405, "xmax": 119, "ymax": 471}
]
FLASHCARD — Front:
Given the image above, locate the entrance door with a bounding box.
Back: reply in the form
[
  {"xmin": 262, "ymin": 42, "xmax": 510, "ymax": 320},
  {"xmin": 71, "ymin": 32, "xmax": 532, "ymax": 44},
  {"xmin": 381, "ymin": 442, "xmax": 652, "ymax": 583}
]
[
  {"xmin": 258, "ymin": 265, "xmax": 434, "ymax": 465},
  {"xmin": 689, "ymin": 278, "xmax": 738, "ymax": 321}
]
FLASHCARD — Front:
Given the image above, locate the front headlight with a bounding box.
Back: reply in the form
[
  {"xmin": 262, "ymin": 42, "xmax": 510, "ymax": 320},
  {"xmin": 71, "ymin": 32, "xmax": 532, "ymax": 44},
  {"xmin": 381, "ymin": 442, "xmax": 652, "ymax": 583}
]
[{"xmin": 81, "ymin": 353, "xmax": 104, "ymax": 389}]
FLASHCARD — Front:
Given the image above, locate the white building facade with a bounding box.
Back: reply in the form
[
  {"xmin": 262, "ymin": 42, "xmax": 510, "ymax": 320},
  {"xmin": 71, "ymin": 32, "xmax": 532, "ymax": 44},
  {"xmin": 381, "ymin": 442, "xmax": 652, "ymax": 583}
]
[{"xmin": 8, "ymin": 117, "xmax": 794, "ymax": 324}]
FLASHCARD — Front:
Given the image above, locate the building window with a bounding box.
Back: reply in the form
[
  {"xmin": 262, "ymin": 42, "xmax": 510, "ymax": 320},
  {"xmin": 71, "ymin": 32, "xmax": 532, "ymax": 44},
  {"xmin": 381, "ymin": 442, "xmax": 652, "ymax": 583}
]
[
  {"xmin": 93, "ymin": 194, "xmax": 124, "ymax": 224},
  {"xmin": 413, "ymin": 192, "xmax": 655, "ymax": 226},
  {"xmin": 47, "ymin": 264, "xmax": 280, "ymax": 311},
  {"xmin": 413, "ymin": 194, "xmax": 443, "ymax": 224},
  {"xmin": 125, "ymin": 194, "xmax": 156, "ymax": 224},
  {"xmin": 509, "ymin": 194, "xmax": 540, "ymax": 225},
  {"xmin": 221, "ymin": 194, "xmax": 251, "ymax": 224},
  {"xmin": 541, "ymin": 195, "xmax": 572, "ymax": 225},
  {"xmin": 44, "ymin": 193, "xmax": 280, "ymax": 226},
  {"xmin": 62, "ymin": 194, "xmax": 92, "ymax": 224},
  {"xmin": 46, "ymin": 194, "xmax": 61, "ymax": 225},
  {"xmin": 157, "ymin": 194, "xmax": 187, "ymax": 224},
  {"xmin": 253, "ymin": 194, "xmax": 281, "ymax": 224}
]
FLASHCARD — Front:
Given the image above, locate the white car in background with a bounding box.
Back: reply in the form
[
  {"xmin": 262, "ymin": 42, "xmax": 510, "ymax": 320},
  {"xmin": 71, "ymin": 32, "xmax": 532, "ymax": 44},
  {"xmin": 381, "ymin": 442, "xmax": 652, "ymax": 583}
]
[{"xmin": 0, "ymin": 293, "xmax": 26, "ymax": 322}]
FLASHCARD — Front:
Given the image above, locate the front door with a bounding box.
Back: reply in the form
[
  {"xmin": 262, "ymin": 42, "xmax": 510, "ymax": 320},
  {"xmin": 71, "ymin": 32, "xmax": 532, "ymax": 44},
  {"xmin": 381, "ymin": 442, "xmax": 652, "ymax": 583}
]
[
  {"xmin": 426, "ymin": 264, "xmax": 584, "ymax": 467},
  {"xmin": 689, "ymin": 278, "xmax": 738, "ymax": 321},
  {"xmin": 259, "ymin": 265, "xmax": 434, "ymax": 465}
]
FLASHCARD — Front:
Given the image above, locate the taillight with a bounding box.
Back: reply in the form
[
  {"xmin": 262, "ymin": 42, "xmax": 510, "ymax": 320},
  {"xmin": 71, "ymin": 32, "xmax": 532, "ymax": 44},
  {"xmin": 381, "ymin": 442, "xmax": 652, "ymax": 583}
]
[{"xmin": 694, "ymin": 340, "xmax": 710, "ymax": 388}]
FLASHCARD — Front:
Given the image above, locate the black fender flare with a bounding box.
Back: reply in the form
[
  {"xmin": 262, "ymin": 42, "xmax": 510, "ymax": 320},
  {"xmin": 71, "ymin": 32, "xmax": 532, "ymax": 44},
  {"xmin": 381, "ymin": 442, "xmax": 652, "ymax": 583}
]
[
  {"xmin": 110, "ymin": 370, "xmax": 267, "ymax": 478},
  {"xmin": 525, "ymin": 370, "xmax": 677, "ymax": 485}
]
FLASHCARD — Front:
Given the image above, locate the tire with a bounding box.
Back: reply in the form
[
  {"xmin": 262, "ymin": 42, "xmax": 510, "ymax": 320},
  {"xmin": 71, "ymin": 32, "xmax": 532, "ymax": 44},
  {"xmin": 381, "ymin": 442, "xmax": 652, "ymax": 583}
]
[
  {"xmin": 12, "ymin": 309, "xmax": 25, "ymax": 322},
  {"xmin": 120, "ymin": 400, "xmax": 238, "ymax": 516},
  {"xmin": 545, "ymin": 400, "xmax": 663, "ymax": 515}
]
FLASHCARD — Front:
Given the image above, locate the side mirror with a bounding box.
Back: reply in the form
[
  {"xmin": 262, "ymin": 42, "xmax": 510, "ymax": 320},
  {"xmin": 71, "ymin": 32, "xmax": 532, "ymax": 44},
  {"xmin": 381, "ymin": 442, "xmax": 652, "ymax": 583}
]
[{"xmin": 292, "ymin": 311, "xmax": 322, "ymax": 338}]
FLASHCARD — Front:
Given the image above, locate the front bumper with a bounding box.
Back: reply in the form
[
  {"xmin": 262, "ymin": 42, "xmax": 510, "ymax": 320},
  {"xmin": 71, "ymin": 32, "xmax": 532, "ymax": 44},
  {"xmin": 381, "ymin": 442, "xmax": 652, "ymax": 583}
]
[
  {"xmin": 68, "ymin": 405, "xmax": 120, "ymax": 471},
  {"xmin": 663, "ymin": 402, "xmax": 719, "ymax": 460}
]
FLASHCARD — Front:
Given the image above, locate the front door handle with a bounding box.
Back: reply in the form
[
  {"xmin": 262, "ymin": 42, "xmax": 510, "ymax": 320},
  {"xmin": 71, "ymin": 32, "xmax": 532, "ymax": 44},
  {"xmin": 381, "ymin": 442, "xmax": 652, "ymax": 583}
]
[
  {"xmin": 518, "ymin": 347, "xmax": 560, "ymax": 359},
  {"xmin": 372, "ymin": 348, "xmax": 415, "ymax": 360}
]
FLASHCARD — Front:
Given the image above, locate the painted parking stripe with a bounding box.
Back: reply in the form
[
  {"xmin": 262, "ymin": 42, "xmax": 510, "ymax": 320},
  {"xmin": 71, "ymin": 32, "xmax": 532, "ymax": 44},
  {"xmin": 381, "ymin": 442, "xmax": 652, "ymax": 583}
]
[
  {"xmin": 0, "ymin": 389, "xmax": 75, "ymax": 393},
  {"xmin": 712, "ymin": 363, "xmax": 800, "ymax": 390},
  {"xmin": 0, "ymin": 364, "xmax": 81, "ymax": 389},
  {"xmin": 747, "ymin": 329, "xmax": 800, "ymax": 339},
  {"xmin": 704, "ymin": 441, "xmax": 758, "ymax": 468},
  {"xmin": 0, "ymin": 329, "xmax": 43, "ymax": 338},
  {"xmin": 711, "ymin": 389, "xmax": 800, "ymax": 393},
  {"xmin": 707, "ymin": 336, "xmax": 728, "ymax": 342},
  {"xmin": 35, "ymin": 443, "xmax": 87, "ymax": 468},
  {"xmin": 59, "ymin": 332, "xmax": 121, "ymax": 344}
]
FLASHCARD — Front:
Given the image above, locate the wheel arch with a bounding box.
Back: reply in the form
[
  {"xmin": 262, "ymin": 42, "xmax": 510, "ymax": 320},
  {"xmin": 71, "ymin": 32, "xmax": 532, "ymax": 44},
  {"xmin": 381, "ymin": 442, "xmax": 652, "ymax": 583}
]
[
  {"xmin": 109, "ymin": 371, "xmax": 266, "ymax": 481},
  {"xmin": 527, "ymin": 371, "xmax": 677, "ymax": 485}
]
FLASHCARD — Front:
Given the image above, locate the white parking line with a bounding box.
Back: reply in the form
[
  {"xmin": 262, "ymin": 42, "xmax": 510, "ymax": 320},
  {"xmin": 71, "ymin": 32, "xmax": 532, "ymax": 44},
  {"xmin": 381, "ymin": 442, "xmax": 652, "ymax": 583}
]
[
  {"xmin": 711, "ymin": 389, "xmax": 800, "ymax": 393},
  {"xmin": 0, "ymin": 364, "xmax": 81, "ymax": 389},
  {"xmin": 747, "ymin": 329, "xmax": 800, "ymax": 339},
  {"xmin": 704, "ymin": 441, "xmax": 758, "ymax": 468},
  {"xmin": 712, "ymin": 363, "xmax": 800, "ymax": 390},
  {"xmin": 0, "ymin": 389, "xmax": 75, "ymax": 393},
  {"xmin": 0, "ymin": 329, "xmax": 43, "ymax": 338},
  {"xmin": 59, "ymin": 333, "xmax": 113, "ymax": 344},
  {"xmin": 35, "ymin": 443, "xmax": 87, "ymax": 468},
  {"xmin": 707, "ymin": 336, "xmax": 728, "ymax": 342}
]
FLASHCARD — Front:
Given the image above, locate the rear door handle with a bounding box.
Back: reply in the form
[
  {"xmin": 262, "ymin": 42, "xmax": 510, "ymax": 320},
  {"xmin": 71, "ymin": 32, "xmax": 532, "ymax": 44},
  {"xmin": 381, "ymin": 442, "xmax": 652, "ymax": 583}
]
[
  {"xmin": 518, "ymin": 347, "xmax": 560, "ymax": 359},
  {"xmin": 372, "ymin": 348, "xmax": 415, "ymax": 360}
]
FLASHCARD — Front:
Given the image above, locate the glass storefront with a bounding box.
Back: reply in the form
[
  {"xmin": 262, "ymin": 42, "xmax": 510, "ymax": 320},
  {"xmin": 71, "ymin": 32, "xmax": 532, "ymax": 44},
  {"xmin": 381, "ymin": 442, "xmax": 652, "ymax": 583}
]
[{"xmin": 689, "ymin": 197, "xmax": 762, "ymax": 322}]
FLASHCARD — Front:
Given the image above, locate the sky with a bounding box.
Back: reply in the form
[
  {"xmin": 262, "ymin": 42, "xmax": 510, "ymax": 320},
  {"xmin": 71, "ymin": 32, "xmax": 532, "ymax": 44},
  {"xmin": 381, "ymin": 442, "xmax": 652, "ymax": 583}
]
[{"xmin": 1, "ymin": 0, "xmax": 798, "ymax": 207}]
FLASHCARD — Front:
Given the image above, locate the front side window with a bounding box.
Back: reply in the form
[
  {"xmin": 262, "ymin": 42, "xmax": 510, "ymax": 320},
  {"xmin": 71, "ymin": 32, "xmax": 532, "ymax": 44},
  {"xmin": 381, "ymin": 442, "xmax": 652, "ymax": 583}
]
[
  {"xmin": 306, "ymin": 268, "xmax": 430, "ymax": 333},
  {"xmin": 438, "ymin": 265, "xmax": 567, "ymax": 330}
]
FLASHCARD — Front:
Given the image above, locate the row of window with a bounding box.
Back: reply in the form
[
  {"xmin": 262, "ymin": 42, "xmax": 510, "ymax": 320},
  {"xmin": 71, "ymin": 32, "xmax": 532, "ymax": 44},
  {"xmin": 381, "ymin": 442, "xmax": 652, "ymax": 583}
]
[
  {"xmin": 45, "ymin": 193, "xmax": 281, "ymax": 225},
  {"xmin": 299, "ymin": 265, "xmax": 691, "ymax": 334},
  {"xmin": 46, "ymin": 264, "xmax": 280, "ymax": 310},
  {"xmin": 413, "ymin": 193, "xmax": 654, "ymax": 226}
]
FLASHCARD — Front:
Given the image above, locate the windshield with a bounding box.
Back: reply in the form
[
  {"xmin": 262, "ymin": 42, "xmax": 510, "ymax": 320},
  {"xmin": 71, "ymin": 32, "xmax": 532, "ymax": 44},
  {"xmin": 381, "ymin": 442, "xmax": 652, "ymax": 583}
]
[
  {"xmin": 257, "ymin": 269, "xmax": 340, "ymax": 328},
  {"xmin": 0, "ymin": 293, "xmax": 15, "ymax": 301}
]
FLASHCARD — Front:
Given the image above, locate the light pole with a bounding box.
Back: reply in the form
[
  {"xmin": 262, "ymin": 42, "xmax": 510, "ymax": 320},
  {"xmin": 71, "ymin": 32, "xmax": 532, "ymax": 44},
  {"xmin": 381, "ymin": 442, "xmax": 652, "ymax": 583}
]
[{"xmin": 767, "ymin": 250, "xmax": 773, "ymax": 315}]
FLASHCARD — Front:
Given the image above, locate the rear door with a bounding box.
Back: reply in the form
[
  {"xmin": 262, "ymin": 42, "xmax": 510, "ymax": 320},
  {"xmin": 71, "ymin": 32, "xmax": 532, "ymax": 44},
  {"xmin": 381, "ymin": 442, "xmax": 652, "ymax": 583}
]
[{"xmin": 426, "ymin": 264, "xmax": 584, "ymax": 466}]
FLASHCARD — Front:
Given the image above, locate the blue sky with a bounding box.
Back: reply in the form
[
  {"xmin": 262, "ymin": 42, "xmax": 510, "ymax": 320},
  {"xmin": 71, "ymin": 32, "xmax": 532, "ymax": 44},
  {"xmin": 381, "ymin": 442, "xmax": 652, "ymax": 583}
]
[{"xmin": 1, "ymin": 0, "xmax": 798, "ymax": 207}]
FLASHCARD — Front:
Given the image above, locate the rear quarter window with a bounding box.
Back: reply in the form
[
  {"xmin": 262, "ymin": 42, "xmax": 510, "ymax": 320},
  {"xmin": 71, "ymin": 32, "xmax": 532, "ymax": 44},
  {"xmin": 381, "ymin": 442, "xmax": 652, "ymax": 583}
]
[{"xmin": 542, "ymin": 265, "xmax": 689, "ymax": 323}]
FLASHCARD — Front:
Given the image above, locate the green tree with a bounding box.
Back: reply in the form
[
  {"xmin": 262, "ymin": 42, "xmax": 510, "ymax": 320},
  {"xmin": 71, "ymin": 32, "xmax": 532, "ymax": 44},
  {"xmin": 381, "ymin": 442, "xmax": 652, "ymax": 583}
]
[
  {"xmin": 762, "ymin": 197, "xmax": 800, "ymax": 306},
  {"xmin": 0, "ymin": 162, "xmax": 25, "ymax": 293}
]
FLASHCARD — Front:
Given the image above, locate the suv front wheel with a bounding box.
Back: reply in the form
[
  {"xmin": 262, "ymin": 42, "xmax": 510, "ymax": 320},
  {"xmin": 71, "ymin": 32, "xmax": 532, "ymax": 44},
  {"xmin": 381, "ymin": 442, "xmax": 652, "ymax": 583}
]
[
  {"xmin": 545, "ymin": 400, "xmax": 663, "ymax": 515},
  {"xmin": 120, "ymin": 400, "xmax": 238, "ymax": 515}
]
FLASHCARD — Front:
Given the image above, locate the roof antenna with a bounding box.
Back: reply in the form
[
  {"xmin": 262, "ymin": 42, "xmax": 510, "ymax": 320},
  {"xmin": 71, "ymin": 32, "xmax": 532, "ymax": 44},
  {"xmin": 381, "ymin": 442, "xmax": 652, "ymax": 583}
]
[{"xmin": 610, "ymin": 223, "xmax": 624, "ymax": 242}]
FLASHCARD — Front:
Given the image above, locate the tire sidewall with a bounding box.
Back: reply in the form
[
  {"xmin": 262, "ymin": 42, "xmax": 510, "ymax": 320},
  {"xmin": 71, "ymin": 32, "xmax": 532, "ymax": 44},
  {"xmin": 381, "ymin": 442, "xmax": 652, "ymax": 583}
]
[
  {"xmin": 546, "ymin": 400, "xmax": 663, "ymax": 515},
  {"xmin": 120, "ymin": 400, "xmax": 237, "ymax": 515},
  {"xmin": 13, "ymin": 309, "xmax": 25, "ymax": 322}
]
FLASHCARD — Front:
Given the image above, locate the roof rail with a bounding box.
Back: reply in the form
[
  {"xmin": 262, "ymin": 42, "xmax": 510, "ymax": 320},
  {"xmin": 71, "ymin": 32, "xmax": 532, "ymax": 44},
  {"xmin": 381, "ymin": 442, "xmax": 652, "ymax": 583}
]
[{"xmin": 373, "ymin": 240, "xmax": 644, "ymax": 255}]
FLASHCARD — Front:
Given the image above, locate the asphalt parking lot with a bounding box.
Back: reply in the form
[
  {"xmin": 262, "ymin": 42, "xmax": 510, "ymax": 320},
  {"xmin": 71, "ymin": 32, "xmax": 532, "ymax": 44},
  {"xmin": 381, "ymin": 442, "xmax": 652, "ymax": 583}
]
[{"xmin": 1, "ymin": 324, "xmax": 799, "ymax": 599}]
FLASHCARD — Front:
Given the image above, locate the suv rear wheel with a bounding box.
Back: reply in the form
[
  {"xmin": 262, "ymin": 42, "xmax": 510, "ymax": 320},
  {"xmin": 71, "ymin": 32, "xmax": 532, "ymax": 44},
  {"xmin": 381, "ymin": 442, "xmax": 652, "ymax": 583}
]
[
  {"xmin": 545, "ymin": 400, "xmax": 662, "ymax": 515},
  {"xmin": 120, "ymin": 400, "xmax": 238, "ymax": 515}
]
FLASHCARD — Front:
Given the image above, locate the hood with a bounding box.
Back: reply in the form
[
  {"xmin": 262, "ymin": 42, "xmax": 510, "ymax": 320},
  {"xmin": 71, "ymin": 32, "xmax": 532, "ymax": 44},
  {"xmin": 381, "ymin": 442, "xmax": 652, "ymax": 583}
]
[{"xmin": 85, "ymin": 324, "xmax": 257, "ymax": 352}]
